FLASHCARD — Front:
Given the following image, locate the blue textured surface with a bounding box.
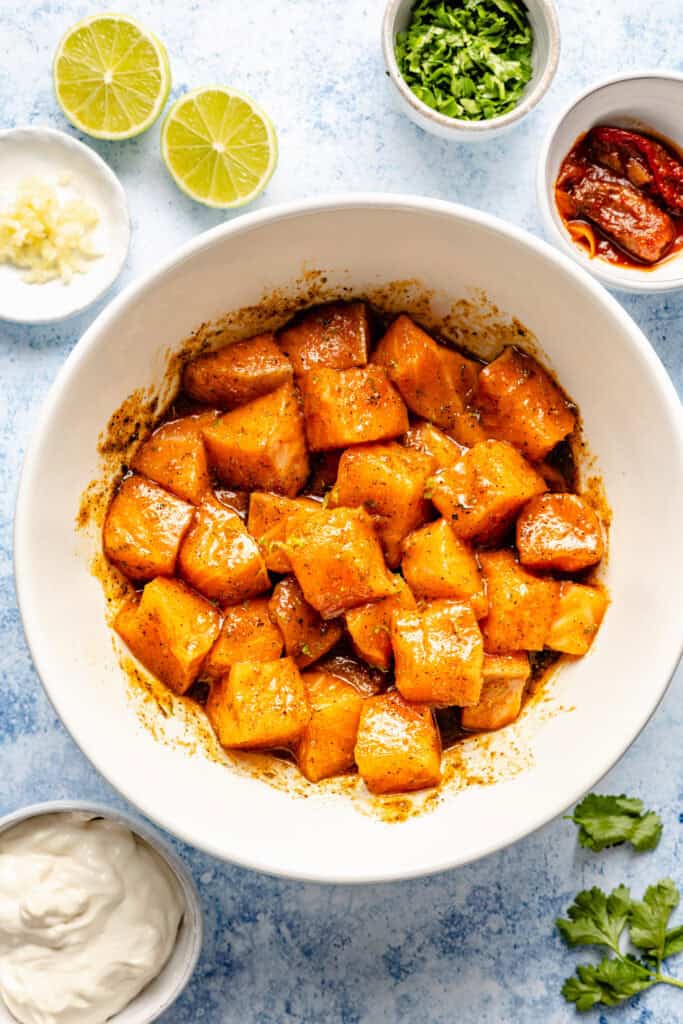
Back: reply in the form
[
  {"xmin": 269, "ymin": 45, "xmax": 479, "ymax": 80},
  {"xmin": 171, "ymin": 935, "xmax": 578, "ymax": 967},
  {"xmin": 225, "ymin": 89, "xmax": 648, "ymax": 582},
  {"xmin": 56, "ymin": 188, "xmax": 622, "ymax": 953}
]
[{"xmin": 1, "ymin": 1, "xmax": 682, "ymax": 1021}]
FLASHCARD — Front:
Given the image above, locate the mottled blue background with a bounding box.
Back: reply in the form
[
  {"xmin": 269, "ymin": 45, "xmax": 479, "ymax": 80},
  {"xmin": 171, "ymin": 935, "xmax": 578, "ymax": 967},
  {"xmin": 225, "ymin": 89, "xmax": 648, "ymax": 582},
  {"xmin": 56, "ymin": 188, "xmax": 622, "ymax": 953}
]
[{"xmin": 1, "ymin": 1, "xmax": 682, "ymax": 1021}]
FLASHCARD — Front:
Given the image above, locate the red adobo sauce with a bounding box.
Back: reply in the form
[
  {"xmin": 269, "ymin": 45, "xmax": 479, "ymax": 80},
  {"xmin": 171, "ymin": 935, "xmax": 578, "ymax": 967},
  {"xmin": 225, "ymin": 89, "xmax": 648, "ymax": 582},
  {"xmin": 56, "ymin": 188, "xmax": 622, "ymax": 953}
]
[{"xmin": 555, "ymin": 126, "xmax": 683, "ymax": 270}]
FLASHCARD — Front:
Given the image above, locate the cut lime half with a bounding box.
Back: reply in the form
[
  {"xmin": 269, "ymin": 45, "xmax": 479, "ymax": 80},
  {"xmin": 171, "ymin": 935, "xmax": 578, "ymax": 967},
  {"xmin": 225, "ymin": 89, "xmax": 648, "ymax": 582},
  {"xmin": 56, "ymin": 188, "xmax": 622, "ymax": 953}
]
[
  {"xmin": 53, "ymin": 14, "xmax": 171, "ymax": 140},
  {"xmin": 161, "ymin": 87, "xmax": 278, "ymax": 209}
]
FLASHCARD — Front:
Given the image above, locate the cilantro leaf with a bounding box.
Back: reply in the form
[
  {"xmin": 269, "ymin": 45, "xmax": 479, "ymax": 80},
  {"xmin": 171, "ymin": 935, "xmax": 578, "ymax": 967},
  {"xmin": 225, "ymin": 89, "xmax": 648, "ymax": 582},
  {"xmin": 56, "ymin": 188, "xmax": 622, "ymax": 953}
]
[
  {"xmin": 395, "ymin": 0, "xmax": 533, "ymax": 122},
  {"xmin": 663, "ymin": 926, "xmax": 683, "ymax": 959},
  {"xmin": 629, "ymin": 879, "xmax": 679, "ymax": 965},
  {"xmin": 629, "ymin": 812, "xmax": 664, "ymax": 852},
  {"xmin": 567, "ymin": 794, "xmax": 663, "ymax": 852},
  {"xmin": 562, "ymin": 956, "xmax": 653, "ymax": 1011},
  {"xmin": 557, "ymin": 885, "xmax": 632, "ymax": 952},
  {"xmin": 558, "ymin": 879, "xmax": 683, "ymax": 1011}
]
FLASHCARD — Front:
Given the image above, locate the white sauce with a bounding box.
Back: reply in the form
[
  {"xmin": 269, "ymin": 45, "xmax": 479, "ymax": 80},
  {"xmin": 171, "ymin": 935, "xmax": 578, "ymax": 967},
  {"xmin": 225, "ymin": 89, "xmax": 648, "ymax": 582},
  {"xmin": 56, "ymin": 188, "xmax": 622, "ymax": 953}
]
[{"xmin": 0, "ymin": 812, "xmax": 185, "ymax": 1024}]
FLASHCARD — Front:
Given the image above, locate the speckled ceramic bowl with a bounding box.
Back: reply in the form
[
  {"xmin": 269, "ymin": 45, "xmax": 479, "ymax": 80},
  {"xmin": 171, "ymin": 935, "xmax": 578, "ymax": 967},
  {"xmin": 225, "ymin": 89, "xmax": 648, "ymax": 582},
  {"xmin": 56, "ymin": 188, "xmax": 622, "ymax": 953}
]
[
  {"xmin": 0, "ymin": 801, "xmax": 202, "ymax": 1024},
  {"xmin": 382, "ymin": 0, "xmax": 560, "ymax": 140},
  {"xmin": 537, "ymin": 71, "xmax": 683, "ymax": 292},
  {"xmin": 14, "ymin": 195, "xmax": 683, "ymax": 883}
]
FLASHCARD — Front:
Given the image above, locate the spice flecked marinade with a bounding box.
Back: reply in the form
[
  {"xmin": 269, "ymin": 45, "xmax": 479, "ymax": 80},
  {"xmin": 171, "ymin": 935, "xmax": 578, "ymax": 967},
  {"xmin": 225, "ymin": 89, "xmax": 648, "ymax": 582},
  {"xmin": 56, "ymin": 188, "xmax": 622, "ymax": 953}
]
[{"xmin": 98, "ymin": 299, "xmax": 609, "ymax": 798}]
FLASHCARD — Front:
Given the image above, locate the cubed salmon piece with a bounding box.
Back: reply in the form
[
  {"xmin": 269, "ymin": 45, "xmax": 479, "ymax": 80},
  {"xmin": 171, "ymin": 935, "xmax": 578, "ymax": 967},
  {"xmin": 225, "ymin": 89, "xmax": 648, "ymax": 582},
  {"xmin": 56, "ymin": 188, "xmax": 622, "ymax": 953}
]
[
  {"xmin": 295, "ymin": 670, "xmax": 365, "ymax": 782},
  {"xmin": 447, "ymin": 411, "xmax": 489, "ymax": 448},
  {"xmin": 355, "ymin": 690, "xmax": 442, "ymax": 795},
  {"xmin": 431, "ymin": 440, "xmax": 546, "ymax": 543},
  {"xmin": 206, "ymin": 658, "xmax": 310, "ymax": 750},
  {"xmin": 202, "ymin": 382, "xmax": 309, "ymax": 496},
  {"xmin": 330, "ymin": 443, "xmax": 433, "ymax": 566},
  {"xmin": 278, "ymin": 302, "xmax": 370, "ymax": 374},
  {"xmin": 516, "ymin": 493, "xmax": 604, "ymax": 572},
  {"xmin": 114, "ymin": 578, "xmax": 221, "ymax": 694},
  {"xmin": 202, "ymin": 598, "xmax": 283, "ymax": 682},
  {"xmin": 183, "ymin": 332, "xmax": 293, "ymax": 408},
  {"xmin": 178, "ymin": 496, "xmax": 270, "ymax": 603},
  {"xmin": 402, "ymin": 421, "xmax": 465, "ymax": 471},
  {"xmin": 392, "ymin": 599, "xmax": 484, "ymax": 706},
  {"xmin": 401, "ymin": 519, "xmax": 487, "ymax": 618},
  {"xmin": 268, "ymin": 576, "xmax": 343, "ymax": 668},
  {"xmin": 461, "ymin": 652, "xmax": 531, "ymax": 731},
  {"xmin": 345, "ymin": 577, "xmax": 416, "ymax": 671},
  {"xmin": 546, "ymin": 582, "xmax": 607, "ymax": 655},
  {"xmin": 372, "ymin": 315, "xmax": 479, "ymax": 434},
  {"xmin": 477, "ymin": 347, "xmax": 576, "ymax": 461},
  {"xmin": 480, "ymin": 550, "xmax": 559, "ymax": 653},
  {"xmin": 131, "ymin": 412, "xmax": 216, "ymax": 505},
  {"xmin": 285, "ymin": 506, "xmax": 401, "ymax": 619},
  {"xmin": 300, "ymin": 366, "xmax": 408, "ymax": 451},
  {"xmin": 103, "ymin": 474, "xmax": 194, "ymax": 581},
  {"xmin": 247, "ymin": 491, "xmax": 321, "ymax": 573}
]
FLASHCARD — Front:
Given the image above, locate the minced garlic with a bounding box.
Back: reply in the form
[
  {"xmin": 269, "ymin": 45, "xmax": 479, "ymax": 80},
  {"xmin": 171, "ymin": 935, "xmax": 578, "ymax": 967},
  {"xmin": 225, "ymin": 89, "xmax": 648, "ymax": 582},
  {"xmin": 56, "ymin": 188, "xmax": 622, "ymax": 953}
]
[{"xmin": 0, "ymin": 175, "xmax": 101, "ymax": 284}]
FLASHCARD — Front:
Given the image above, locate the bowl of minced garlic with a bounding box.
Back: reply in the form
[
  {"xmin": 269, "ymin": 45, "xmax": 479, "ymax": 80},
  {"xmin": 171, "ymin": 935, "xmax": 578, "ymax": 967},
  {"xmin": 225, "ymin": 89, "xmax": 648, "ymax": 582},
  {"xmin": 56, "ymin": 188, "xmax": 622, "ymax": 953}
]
[
  {"xmin": 0, "ymin": 802, "xmax": 203, "ymax": 1024},
  {"xmin": 0, "ymin": 127, "xmax": 130, "ymax": 323}
]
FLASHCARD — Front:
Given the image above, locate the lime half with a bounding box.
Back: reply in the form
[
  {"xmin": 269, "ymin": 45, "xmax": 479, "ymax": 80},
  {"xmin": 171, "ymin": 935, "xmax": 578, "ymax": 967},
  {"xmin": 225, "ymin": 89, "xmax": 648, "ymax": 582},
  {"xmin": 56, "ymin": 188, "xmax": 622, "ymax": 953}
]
[
  {"xmin": 161, "ymin": 87, "xmax": 278, "ymax": 209},
  {"xmin": 53, "ymin": 14, "xmax": 171, "ymax": 140}
]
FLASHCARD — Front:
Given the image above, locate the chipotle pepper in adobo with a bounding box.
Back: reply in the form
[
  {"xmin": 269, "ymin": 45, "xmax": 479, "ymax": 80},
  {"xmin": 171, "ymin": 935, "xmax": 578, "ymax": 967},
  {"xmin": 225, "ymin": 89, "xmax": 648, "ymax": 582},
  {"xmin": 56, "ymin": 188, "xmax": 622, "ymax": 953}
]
[{"xmin": 556, "ymin": 126, "xmax": 683, "ymax": 268}]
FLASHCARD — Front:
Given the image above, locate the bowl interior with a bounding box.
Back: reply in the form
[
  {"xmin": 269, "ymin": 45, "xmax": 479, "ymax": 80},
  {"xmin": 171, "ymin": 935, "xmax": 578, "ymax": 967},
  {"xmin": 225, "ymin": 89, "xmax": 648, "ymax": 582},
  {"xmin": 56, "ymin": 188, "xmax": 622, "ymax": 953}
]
[
  {"xmin": 15, "ymin": 198, "xmax": 683, "ymax": 883},
  {"xmin": 0, "ymin": 803, "xmax": 201, "ymax": 1024},
  {"xmin": 540, "ymin": 75, "xmax": 683, "ymax": 291}
]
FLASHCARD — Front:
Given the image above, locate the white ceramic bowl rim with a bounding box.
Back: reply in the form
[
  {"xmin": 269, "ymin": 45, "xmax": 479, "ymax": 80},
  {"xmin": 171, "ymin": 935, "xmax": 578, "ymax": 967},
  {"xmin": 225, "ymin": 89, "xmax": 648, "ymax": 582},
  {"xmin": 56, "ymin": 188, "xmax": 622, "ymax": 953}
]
[
  {"xmin": 536, "ymin": 69, "xmax": 683, "ymax": 293},
  {"xmin": 0, "ymin": 800, "xmax": 202, "ymax": 1022},
  {"xmin": 14, "ymin": 193, "xmax": 683, "ymax": 883},
  {"xmin": 382, "ymin": 0, "xmax": 561, "ymax": 133},
  {"xmin": 0, "ymin": 126, "xmax": 131, "ymax": 324}
]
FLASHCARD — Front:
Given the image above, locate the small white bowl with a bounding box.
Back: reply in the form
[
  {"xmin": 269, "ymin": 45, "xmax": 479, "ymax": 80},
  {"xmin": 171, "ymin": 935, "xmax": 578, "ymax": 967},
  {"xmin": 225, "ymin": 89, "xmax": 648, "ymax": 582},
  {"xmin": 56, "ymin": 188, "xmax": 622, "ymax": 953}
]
[
  {"xmin": 537, "ymin": 71, "xmax": 683, "ymax": 293},
  {"xmin": 0, "ymin": 128, "xmax": 130, "ymax": 323},
  {"xmin": 0, "ymin": 801, "xmax": 202, "ymax": 1024},
  {"xmin": 382, "ymin": 0, "xmax": 560, "ymax": 141}
]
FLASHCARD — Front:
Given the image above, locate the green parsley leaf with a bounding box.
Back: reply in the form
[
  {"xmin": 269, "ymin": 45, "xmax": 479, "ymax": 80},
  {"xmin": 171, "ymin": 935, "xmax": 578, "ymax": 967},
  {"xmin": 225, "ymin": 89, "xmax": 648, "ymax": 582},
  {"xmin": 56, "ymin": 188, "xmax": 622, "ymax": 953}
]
[
  {"xmin": 629, "ymin": 879, "xmax": 679, "ymax": 965},
  {"xmin": 557, "ymin": 885, "xmax": 632, "ymax": 953},
  {"xmin": 395, "ymin": 0, "xmax": 533, "ymax": 122},
  {"xmin": 562, "ymin": 956, "xmax": 653, "ymax": 1011},
  {"xmin": 566, "ymin": 794, "xmax": 663, "ymax": 852},
  {"xmin": 299, "ymin": 643, "xmax": 313, "ymax": 658}
]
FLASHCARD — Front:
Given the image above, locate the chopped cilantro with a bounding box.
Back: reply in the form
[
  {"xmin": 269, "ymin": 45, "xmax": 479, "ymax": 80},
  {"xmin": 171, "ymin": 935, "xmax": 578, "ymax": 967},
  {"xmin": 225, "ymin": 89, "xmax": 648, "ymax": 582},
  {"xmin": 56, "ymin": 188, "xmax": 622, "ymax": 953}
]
[{"xmin": 395, "ymin": 0, "xmax": 534, "ymax": 122}]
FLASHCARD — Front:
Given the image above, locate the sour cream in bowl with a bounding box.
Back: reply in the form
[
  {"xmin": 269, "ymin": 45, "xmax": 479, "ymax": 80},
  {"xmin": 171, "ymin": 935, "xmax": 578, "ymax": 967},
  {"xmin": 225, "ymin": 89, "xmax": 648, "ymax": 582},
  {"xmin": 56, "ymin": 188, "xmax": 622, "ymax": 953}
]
[{"xmin": 0, "ymin": 802, "xmax": 202, "ymax": 1024}]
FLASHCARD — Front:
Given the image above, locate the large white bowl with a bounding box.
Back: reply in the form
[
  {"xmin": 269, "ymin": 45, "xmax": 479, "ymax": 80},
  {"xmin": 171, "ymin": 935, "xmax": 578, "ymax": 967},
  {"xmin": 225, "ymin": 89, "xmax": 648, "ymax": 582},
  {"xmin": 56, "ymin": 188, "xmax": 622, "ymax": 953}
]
[{"xmin": 14, "ymin": 196, "xmax": 683, "ymax": 884}]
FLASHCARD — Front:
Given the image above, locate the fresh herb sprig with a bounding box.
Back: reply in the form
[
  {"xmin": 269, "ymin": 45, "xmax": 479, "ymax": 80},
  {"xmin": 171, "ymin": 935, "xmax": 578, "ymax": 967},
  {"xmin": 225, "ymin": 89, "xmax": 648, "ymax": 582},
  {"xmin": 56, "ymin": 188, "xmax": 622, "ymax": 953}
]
[
  {"xmin": 566, "ymin": 794, "xmax": 663, "ymax": 853},
  {"xmin": 557, "ymin": 880, "xmax": 683, "ymax": 1010},
  {"xmin": 395, "ymin": 0, "xmax": 534, "ymax": 122}
]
